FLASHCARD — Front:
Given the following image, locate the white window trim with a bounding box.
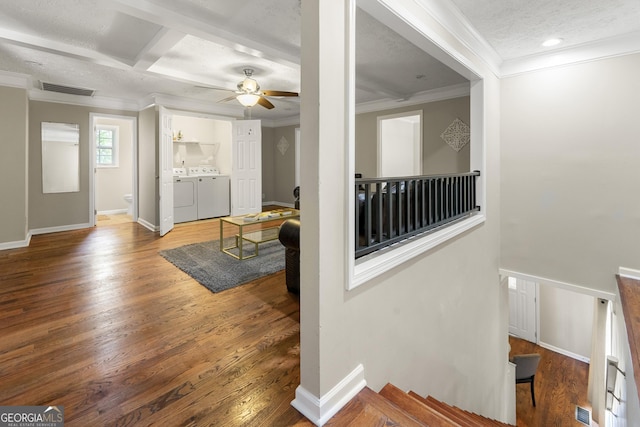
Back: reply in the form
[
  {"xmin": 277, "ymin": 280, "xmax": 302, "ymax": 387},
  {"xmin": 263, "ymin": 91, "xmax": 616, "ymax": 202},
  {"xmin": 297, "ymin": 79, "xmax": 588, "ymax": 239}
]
[{"xmin": 96, "ymin": 125, "xmax": 119, "ymax": 168}]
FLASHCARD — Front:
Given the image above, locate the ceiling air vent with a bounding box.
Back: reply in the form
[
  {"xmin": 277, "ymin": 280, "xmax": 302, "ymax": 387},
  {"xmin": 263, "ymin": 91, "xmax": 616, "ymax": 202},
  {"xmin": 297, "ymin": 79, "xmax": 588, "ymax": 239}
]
[{"xmin": 40, "ymin": 81, "xmax": 95, "ymax": 97}]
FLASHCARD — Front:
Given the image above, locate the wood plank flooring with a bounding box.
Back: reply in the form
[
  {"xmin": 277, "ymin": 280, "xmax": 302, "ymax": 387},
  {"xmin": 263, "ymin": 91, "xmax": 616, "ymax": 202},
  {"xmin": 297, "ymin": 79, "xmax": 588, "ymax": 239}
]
[
  {"xmin": 0, "ymin": 215, "xmax": 595, "ymax": 426},
  {"xmin": 509, "ymin": 336, "xmax": 591, "ymax": 427},
  {"xmin": 0, "ymin": 217, "xmax": 309, "ymax": 426}
]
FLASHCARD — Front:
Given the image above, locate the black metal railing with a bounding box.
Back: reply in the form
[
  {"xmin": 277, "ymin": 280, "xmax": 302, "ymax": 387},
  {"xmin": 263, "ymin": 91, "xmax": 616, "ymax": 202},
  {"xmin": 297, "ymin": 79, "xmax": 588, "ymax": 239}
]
[{"xmin": 355, "ymin": 171, "xmax": 481, "ymax": 258}]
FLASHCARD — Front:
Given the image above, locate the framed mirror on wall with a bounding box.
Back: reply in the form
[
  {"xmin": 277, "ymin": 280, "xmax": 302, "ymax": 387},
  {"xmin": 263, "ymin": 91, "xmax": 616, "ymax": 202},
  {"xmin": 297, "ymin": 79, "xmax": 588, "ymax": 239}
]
[{"xmin": 41, "ymin": 122, "xmax": 80, "ymax": 193}]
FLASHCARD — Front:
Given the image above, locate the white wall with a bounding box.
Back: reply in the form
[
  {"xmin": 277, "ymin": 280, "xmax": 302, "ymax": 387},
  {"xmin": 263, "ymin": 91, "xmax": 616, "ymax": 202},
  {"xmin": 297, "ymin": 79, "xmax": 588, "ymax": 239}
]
[
  {"xmin": 539, "ymin": 284, "xmax": 594, "ymax": 361},
  {"xmin": 171, "ymin": 114, "xmax": 232, "ymax": 174},
  {"xmin": 95, "ymin": 117, "xmax": 133, "ymax": 213},
  {"xmin": 501, "ymin": 54, "xmax": 640, "ymax": 294}
]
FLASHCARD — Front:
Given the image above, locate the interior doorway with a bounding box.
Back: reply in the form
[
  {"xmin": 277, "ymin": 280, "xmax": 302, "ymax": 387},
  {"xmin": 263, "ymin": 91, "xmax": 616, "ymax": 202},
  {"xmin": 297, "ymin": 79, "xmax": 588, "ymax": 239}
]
[
  {"xmin": 90, "ymin": 114, "xmax": 137, "ymax": 226},
  {"xmin": 508, "ymin": 276, "xmax": 538, "ymax": 343},
  {"xmin": 377, "ymin": 111, "xmax": 422, "ymax": 177}
]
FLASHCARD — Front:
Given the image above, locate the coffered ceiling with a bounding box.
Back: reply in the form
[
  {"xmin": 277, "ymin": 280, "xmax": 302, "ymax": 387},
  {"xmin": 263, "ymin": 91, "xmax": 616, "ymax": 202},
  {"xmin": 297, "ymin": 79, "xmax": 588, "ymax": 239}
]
[{"xmin": 0, "ymin": 0, "xmax": 638, "ymax": 124}]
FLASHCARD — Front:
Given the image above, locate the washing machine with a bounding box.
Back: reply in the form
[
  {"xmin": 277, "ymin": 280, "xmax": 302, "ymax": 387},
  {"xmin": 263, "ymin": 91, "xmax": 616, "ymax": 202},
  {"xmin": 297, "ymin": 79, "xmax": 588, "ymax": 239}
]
[
  {"xmin": 173, "ymin": 168, "xmax": 198, "ymax": 223},
  {"xmin": 193, "ymin": 166, "xmax": 230, "ymax": 219}
]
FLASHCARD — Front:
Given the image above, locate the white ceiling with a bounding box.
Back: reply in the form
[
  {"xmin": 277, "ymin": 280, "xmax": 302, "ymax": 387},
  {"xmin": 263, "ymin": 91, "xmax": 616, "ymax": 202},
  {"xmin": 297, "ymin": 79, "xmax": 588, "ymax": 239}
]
[{"xmin": 0, "ymin": 0, "xmax": 638, "ymax": 124}]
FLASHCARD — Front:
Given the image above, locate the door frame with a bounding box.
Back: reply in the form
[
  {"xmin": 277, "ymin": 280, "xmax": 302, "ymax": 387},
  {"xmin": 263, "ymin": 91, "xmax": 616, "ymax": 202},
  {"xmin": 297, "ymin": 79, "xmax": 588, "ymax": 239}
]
[
  {"xmin": 505, "ymin": 275, "xmax": 539, "ymax": 344},
  {"xmin": 89, "ymin": 113, "xmax": 138, "ymax": 226}
]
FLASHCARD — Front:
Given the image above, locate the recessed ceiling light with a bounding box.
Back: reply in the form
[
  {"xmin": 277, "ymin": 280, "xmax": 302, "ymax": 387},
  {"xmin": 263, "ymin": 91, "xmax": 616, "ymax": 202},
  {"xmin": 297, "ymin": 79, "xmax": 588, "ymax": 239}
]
[{"xmin": 542, "ymin": 38, "xmax": 563, "ymax": 47}]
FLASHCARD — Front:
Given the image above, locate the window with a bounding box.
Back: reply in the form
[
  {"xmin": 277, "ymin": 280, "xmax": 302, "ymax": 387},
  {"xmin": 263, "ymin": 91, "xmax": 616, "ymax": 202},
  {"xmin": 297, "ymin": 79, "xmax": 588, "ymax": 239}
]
[{"xmin": 96, "ymin": 125, "xmax": 119, "ymax": 167}]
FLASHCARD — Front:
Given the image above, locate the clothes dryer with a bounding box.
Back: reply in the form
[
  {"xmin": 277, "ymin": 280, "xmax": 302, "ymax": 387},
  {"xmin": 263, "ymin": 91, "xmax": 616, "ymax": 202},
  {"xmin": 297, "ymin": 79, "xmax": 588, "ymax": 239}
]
[{"xmin": 173, "ymin": 168, "xmax": 198, "ymax": 223}]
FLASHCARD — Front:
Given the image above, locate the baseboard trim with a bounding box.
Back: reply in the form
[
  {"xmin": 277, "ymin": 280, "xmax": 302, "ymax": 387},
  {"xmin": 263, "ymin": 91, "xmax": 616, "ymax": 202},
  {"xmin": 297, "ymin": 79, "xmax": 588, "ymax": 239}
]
[
  {"xmin": 262, "ymin": 201, "xmax": 295, "ymax": 208},
  {"xmin": 137, "ymin": 218, "xmax": 158, "ymax": 232},
  {"xmin": 0, "ymin": 232, "xmax": 32, "ymax": 251},
  {"xmin": 291, "ymin": 364, "xmax": 366, "ymax": 426},
  {"xmin": 619, "ymin": 267, "xmax": 640, "ymax": 280},
  {"xmin": 97, "ymin": 209, "xmax": 128, "ymax": 215},
  {"xmin": 30, "ymin": 223, "xmax": 92, "ymax": 236},
  {"xmin": 538, "ymin": 341, "xmax": 590, "ymax": 364}
]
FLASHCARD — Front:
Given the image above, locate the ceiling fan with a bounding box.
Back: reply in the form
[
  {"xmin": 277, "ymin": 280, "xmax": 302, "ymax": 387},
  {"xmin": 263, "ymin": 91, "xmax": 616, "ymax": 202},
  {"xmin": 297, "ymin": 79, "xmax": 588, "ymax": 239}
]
[{"xmin": 218, "ymin": 68, "xmax": 298, "ymax": 109}]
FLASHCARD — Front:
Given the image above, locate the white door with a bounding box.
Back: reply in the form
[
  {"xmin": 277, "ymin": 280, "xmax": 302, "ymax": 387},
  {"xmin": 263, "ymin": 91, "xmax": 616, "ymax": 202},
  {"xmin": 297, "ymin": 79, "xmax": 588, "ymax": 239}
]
[
  {"xmin": 508, "ymin": 277, "xmax": 538, "ymax": 343},
  {"xmin": 159, "ymin": 106, "xmax": 174, "ymax": 236},
  {"xmin": 231, "ymin": 120, "xmax": 261, "ymax": 216},
  {"xmin": 378, "ymin": 111, "xmax": 422, "ymax": 177}
]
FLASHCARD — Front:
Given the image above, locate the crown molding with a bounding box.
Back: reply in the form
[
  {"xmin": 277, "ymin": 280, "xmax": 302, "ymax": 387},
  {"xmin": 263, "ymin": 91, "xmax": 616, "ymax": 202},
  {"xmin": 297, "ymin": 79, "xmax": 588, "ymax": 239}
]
[
  {"xmin": 0, "ymin": 70, "xmax": 31, "ymax": 89},
  {"xmin": 140, "ymin": 93, "xmax": 244, "ymax": 117},
  {"xmin": 355, "ymin": 82, "xmax": 469, "ymax": 115},
  {"xmin": 412, "ymin": 0, "xmax": 502, "ymax": 77},
  {"xmin": 264, "ymin": 116, "xmax": 300, "ymax": 128},
  {"xmin": 500, "ymin": 30, "xmax": 640, "ymax": 77}
]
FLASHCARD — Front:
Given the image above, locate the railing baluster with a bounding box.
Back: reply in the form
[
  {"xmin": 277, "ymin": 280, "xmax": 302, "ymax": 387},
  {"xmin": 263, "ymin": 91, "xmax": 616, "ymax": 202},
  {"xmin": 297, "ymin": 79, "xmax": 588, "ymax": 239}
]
[{"xmin": 355, "ymin": 171, "xmax": 480, "ymax": 258}]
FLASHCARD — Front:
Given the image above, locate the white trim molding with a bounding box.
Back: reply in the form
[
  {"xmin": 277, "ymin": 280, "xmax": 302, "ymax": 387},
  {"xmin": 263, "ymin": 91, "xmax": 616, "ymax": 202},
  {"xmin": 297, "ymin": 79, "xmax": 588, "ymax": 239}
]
[
  {"xmin": 0, "ymin": 70, "xmax": 31, "ymax": 89},
  {"xmin": 291, "ymin": 364, "xmax": 366, "ymax": 426},
  {"xmin": 539, "ymin": 341, "xmax": 590, "ymax": 364},
  {"xmin": 353, "ymin": 214, "xmax": 485, "ymax": 289},
  {"xmin": 137, "ymin": 218, "xmax": 158, "ymax": 232},
  {"xmin": 618, "ymin": 266, "xmax": 640, "ymax": 281},
  {"xmin": 30, "ymin": 223, "xmax": 92, "ymax": 236},
  {"xmin": 0, "ymin": 233, "xmax": 32, "ymax": 251},
  {"xmin": 499, "ymin": 268, "xmax": 617, "ymax": 301}
]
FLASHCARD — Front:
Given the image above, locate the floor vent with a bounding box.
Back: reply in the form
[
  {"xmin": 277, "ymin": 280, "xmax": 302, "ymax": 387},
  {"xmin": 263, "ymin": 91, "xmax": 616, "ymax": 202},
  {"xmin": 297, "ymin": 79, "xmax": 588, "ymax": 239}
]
[
  {"xmin": 576, "ymin": 406, "xmax": 591, "ymax": 426},
  {"xmin": 40, "ymin": 81, "xmax": 95, "ymax": 97}
]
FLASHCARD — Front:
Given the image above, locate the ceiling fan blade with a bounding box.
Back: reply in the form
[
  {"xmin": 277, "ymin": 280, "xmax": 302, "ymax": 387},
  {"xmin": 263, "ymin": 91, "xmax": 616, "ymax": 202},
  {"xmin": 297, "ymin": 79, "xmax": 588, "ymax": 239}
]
[
  {"xmin": 257, "ymin": 96, "xmax": 275, "ymax": 109},
  {"xmin": 262, "ymin": 90, "xmax": 298, "ymax": 97},
  {"xmin": 217, "ymin": 95, "xmax": 238, "ymax": 103}
]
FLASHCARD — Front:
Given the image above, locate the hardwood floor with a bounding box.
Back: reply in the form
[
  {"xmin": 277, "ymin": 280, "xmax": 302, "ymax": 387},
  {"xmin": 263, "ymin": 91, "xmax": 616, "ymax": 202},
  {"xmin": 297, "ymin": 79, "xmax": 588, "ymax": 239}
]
[
  {"xmin": 0, "ymin": 218, "xmax": 309, "ymax": 426},
  {"xmin": 0, "ymin": 215, "xmax": 595, "ymax": 426},
  {"xmin": 509, "ymin": 336, "xmax": 591, "ymax": 427},
  {"xmin": 97, "ymin": 213, "xmax": 133, "ymax": 226}
]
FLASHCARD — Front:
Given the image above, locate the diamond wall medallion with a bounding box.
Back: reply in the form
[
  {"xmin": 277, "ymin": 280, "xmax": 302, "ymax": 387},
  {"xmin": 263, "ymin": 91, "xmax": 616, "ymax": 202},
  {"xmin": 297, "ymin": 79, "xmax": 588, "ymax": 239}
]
[
  {"xmin": 441, "ymin": 118, "xmax": 470, "ymax": 152},
  {"xmin": 277, "ymin": 136, "xmax": 289, "ymax": 156}
]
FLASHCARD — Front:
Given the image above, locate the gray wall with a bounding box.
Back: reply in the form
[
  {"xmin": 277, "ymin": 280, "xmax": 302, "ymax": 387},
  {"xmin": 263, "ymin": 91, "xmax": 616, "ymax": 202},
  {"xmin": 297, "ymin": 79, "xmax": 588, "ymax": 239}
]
[
  {"xmin": 501, "ymin": 53, "xmax": 640, "ymax": 294},
  {"xmin": 272, "ymin": 125, "xmax": 298, "ymax": 204},
  {"xmin": 355, "ymin": 96, "xmax": 470, "ymax": 178},
  {"xmin": 261, "ymin": 126, "xmax": 275, "ymax": 203},
  {"xmin": 28, "ymin": 101, "xmax": 136, "ymax": 230},
  {"xmin": 0, "ymin": 86, "xmax": 28, "ymax": 245},
  {"xmin": 261, "ymin": 124, "xmax": 299, "ymax": 206}
]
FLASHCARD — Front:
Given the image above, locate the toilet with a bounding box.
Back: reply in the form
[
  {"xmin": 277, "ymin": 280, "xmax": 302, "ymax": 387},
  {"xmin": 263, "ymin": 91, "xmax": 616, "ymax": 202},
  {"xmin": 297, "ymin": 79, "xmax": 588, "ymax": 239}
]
[{"xmin": 123, "ymin": 194, "xmax": 133, "ymax": 216}]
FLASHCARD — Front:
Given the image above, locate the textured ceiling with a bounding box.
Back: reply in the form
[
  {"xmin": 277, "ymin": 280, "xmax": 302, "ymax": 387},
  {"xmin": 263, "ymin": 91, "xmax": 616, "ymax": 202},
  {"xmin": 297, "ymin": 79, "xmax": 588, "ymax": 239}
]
[
  {"xmin": 0, "ymin": 0, "xmax": 638, "ymax": 122},
  {"xmin": 449, "ymin": 0, "xmax": 640, "ymax": 60}
]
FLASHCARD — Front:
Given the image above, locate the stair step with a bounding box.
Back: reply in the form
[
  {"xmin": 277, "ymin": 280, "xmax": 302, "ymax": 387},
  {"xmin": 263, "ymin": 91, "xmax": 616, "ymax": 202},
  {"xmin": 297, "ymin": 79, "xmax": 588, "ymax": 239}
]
[
  {"xmin": 379, "ymin": 383, "xmax": 462, "ymax": 426},
  {"xmin": 327, "ymin": 386, "xmax": 426, "ymax": 426},
  {"xmin": 422, "ymin": 396, "xmax": 479, "ymax": 427},
  {"xmin": 321, "ymin": 384, "xmax": 514, "ymax": 426}
]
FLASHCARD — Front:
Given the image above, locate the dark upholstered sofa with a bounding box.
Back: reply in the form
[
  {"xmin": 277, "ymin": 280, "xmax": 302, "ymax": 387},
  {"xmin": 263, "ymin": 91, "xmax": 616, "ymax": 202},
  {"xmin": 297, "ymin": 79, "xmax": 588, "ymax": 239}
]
[{"xmin": 278, "ymin": 219, "xmax": 300, "ymax": 294}]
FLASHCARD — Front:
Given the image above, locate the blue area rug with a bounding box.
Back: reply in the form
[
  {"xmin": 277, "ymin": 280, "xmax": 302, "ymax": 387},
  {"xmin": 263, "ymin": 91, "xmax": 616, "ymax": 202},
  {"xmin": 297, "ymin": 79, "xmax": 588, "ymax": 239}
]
[{"xmin": 159, "ymin": 239, "xmax": 284, "ymax": 293}]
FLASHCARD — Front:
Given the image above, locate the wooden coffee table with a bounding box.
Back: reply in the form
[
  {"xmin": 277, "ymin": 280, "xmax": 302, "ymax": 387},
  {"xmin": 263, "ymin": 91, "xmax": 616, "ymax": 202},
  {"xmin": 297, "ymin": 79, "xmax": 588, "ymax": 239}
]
[{"xmin": 219, "ymin": 209, "xmax": 300, "ymax": 260}]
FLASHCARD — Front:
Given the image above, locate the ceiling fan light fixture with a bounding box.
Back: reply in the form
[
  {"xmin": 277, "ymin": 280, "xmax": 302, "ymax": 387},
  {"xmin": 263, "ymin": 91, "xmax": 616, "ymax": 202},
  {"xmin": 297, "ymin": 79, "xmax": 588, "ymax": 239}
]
[
  {"xmin": 239, "ymin": 77, "xmax": 259, "ymax": 93},
  {"xmin": 236, "ymin": 93, "xmax": 260, "ymax": 107}
]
